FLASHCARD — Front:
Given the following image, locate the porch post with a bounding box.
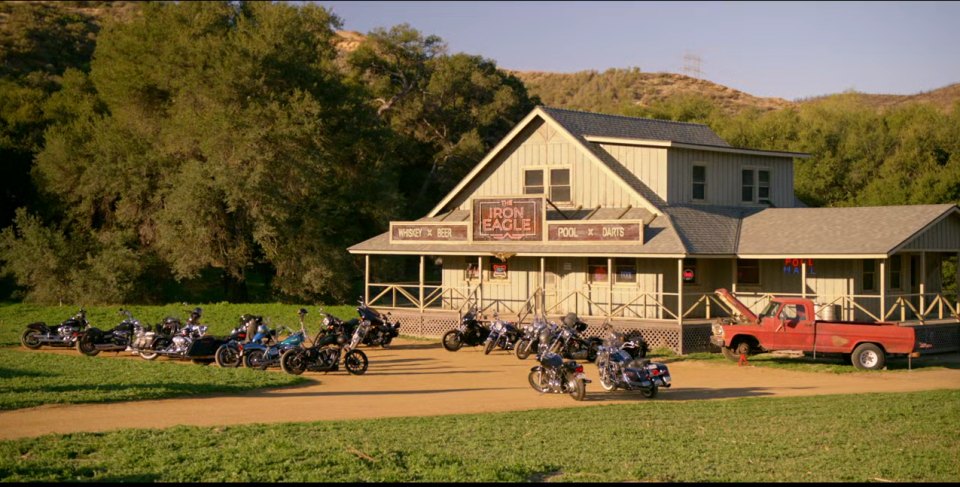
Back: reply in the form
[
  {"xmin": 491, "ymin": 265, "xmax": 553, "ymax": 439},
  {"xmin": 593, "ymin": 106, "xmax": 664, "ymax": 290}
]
[
  {"xmin": 478, "ymin": 256, "xmax": 484, "ymax": 312},
  {"xmin": 540, "ymin": 257, "xmax": 546, "ymax": 315},
  {"xmin": 731, "ymin": 258, "xmax": 738, "ymax": 294},
  {"xmin": 418, "ymin": 255, "xmax": 425, "ymax": 312},
  {"xmin": 364, "ymin": 254, "xmax": 370, "ymax": 304},
  {"xmin": 801, "ymin": 260, "xmax": 807, "ymax": 299},
  {"xmin": 880, "ymin": 259, "xmax": 887, "ymax": 320},
  {"xmin": 920, "ymin": 252, "xmax": 926, "ymax": 319},
  {"xmin": 607, "ymin": 258, "xmax": 613, "ymax": 318},
  {"xmin": 677, "ymin": 258, "xmax": 684, "ymax": 353}
]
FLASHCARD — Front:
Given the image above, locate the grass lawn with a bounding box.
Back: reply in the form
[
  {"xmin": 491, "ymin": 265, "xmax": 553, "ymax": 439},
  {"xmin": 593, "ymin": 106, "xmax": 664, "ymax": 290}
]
[
  {"xmin": 653, "ymin": 348, "xmax": 960, "ymax": 374},
  {"xmin": 0, "ymin": 349, "xmax": 306, "ymax": 410},
  {"xmin": 0, "ymin": 389, "xmax": 957, "ymax": 482}
]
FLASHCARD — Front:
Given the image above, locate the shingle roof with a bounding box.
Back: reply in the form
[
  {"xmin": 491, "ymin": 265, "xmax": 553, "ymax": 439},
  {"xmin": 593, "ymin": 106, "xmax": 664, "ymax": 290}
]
[
  {"xmin": 663, "ymin": 205, "xmax": 764, "ymax": 254},
  {"xmin": 540, "ymin": 107, "xmax": 731, "ymax": 147},
  {"xmin": 738, "ymin": 204, "xmax": 958, "ymax": 255}
]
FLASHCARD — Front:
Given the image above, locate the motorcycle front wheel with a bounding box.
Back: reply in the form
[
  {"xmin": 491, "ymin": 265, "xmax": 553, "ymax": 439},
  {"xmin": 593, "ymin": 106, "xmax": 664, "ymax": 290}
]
[
  {"xmin": 344, "ymin": 350, "xmax": 368, "ymax": 375},
  {"xmin": 569, "ymin": 379, "xmax": 587, "ymax": 401},
  {"xmin": 139, "ymin": 350, "xmax": 159, "ymax": 361},
  {"xmin": 515, "ymin": 339, "xmax": 532, "ymax": 360},
  {"xmin": 441, "ymin": 330, "xmax": 463, "ymax": 352},
  {"xmin": 243, "ymin": 349, "xmax": 266, "ymax": 369},
  {"xmin": 483, "ymin": 339, "xmax": 496, "ymax": 355},
  {"xmin": 598, "ymin": 365, "xmax": 617, "ymax": 391},
  {"xmin": 280, "ymin": 349, "xmax": 306, "ymax": 376},
  {"xmin": 527, "ymin": 369, "xmax": 549, "ymax": 393},
  {"xmin": 215, "ymin": 345, "xmax": 241, "ymax": 368},
  {"xmin": 76, "ymin": 335, "xmax": 100, "ymax": 356}
]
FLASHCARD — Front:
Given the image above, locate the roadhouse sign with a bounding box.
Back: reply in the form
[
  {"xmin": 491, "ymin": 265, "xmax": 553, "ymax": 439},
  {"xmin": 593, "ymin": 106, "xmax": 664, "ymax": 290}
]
[
  {"xmin": 472, "ymin": 197, "xmax": 544, "ymax": 241},
  {"xmin": 547, "ymin": 221, "xmax": 643, "ymax": 243},
  {"xmin": 390, "ymin": 223, "xmax": 469, "ymax": 243}
]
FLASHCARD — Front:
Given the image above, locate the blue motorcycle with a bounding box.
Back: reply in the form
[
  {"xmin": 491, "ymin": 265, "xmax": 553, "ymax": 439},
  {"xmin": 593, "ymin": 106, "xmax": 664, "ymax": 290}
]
[{"xmin": 242, "ymin": 317, "xmax": 306, "ymax": 370}]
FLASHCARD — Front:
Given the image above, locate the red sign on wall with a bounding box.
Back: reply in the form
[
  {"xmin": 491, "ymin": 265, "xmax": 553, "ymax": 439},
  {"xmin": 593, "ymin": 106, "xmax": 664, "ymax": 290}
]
[
  {"xmin": 390, "ymin": 223, "xmax": 469, "ymax": 243},
  {"xmin": 472, "ymin": 197, "xmax": 543, "ymax": 241}
]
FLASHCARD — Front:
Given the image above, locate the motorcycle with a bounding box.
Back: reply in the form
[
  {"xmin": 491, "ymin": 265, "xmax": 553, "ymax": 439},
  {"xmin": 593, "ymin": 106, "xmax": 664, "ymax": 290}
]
[
  {"xmin": 21, "ymin": 308, "xmax": 90, "ymax": 350},
  {"xmin": 76, "ymin": 309, "xmax": 144, "ymax": 356},
  {"xmin": 482, "ymin": 313, "xmax": 521, "ymax": 355},
  {"xmin": 242, "ymin": 320, "xmax": 306, "ymax": 370},
  {"xmin": 546, "ymin": 313, "xmax": 603, "ymax": 363},
  {"xmin": 441, "ymin": 307, "xmax": 490, "ymax": 352},
  {"xmin": 514, "ymin": 315, "xmax": 558, "ymax": 360},
  {"xmin": 595, "ymin": 328, "xmax": 669, "ymax": 398},
  {"xmin": 527, "ymin": 350, "xmax": 590, "ymax": 401},
  {"xmin": 355, "ymin": 298, "xmax": 400, "ymax": 348},
  {"xmin": 212, "ymin": 314, "xmax": 262, "ymax": 368},
  {"xmin": 131, "ymin": 307, "xmax": 208, "ymax": 361},
  {"xmin": 279, "ymin": 309, "xmax": 367, "ymax": 376}
]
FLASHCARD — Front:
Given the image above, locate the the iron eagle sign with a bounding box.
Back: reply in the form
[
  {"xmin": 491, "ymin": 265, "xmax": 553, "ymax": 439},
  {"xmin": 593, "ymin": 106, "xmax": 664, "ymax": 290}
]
[{"xmin": 472, "ymin": 197, "xmax": 544, "ymax": 241}]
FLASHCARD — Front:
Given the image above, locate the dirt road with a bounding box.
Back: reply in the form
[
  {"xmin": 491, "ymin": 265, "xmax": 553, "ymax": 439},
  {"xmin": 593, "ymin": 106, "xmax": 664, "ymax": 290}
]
[{"xmin": 2, "ymin": 339, "xmax": 958, "ymax": 440}]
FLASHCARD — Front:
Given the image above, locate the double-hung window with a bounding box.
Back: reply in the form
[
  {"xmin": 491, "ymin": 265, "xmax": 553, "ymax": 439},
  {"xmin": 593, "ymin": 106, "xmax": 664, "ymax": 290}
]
[
  {"xmin": 741, "ymin": 168, "xmax": 772, "ymax": 204},
  {"xmin": 523, "ymin": 168, "xmax": 571, "ymax": 204}
]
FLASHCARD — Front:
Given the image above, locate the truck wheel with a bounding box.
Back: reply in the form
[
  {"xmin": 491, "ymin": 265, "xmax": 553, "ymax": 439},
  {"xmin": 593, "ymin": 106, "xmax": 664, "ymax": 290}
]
[
  {"xmin": 851, "ymin": 343, "xmax": 885, "ymax": 370},
  {"xmin": 721, "ymin": 346, "xmax": 739, "ymax": 362}
]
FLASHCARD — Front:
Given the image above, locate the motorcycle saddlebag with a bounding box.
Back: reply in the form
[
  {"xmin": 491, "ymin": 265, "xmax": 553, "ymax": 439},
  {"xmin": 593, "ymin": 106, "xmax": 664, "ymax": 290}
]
[{"xmin": 187, "ymin": 336, "xmax": 219, "ymax": 357}]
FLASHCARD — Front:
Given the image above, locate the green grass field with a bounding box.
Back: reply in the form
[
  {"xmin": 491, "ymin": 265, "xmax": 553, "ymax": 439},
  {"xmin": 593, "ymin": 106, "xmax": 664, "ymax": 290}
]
[
  {"xmin": 0, "ymin": 389, "xmax": 957, "ymax": 482},
  {"xmin": 0, "ymin": 349, "xmax": 306, "ymax": 410}
]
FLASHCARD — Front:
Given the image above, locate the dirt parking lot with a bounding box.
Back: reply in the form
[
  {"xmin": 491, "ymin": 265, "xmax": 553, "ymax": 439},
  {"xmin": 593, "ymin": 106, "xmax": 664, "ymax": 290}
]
[{"xmin": 1, "ymin": 338, "xmax": 959, "ymax": 440}]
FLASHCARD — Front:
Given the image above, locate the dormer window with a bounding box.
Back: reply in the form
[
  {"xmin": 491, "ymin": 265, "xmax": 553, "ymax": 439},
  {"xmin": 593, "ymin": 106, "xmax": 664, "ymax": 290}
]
[
  {"xmin": 523, "ymin": 168, "xmax": 571, "ymax": 204},
  {"xmin": 692, "ymin": 164, "xmax": 706, "ymax": 201},
  {"xmin": 741, "ymin": 168, "xmax": 772, "ymax": 205}
]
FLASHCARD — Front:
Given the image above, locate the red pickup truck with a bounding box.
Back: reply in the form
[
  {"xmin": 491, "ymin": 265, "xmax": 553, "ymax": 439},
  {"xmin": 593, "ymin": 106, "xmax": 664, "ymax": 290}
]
[{"xmin": 710, "ymin": 289, "xmax": 928, "ymax": 370}]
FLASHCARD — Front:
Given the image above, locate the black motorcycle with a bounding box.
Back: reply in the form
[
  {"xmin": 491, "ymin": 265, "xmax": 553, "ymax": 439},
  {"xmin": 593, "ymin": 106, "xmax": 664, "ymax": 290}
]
[
  {"xmin": 527, "ymin": 350, "xmax": 590, "ymax": 401},
  {"xmin": 546, "ymin": 313, "xmax": 603, "ymax": 363},
  {"xmin": 442, "ymin": 307, "xmax": 490, "ymax": 352},
  {"xmin": 212, "ymin": 314, "xmax": 262, "ymax": 368},
  {"xmin": 279, "ymin": 309, "xmax": 367, "ymax": 376},
  {"xmin": 21, "ymin": 308, "xmax": 89, "ymax": 350},
  {"xmin": 131, "ymin": 307, "xmax": 208, "ymax": 361},
  {"xmin": 482, "ymin": 313, "xmax": 521, "ymax": 355},
  {"xmin": 76, "ymin": 309, "xmax": 144, "ymax": 356},
  {"xmin": 514, "ymin": 315, "xmax": 558, "ymax": 360},
  {"xmin": 356, "ymin": 298, "xmax": 400, "ymax": 348},
  {"xmin": 596, "ymin": 328, "xmax": 669, "ymax": 398}
]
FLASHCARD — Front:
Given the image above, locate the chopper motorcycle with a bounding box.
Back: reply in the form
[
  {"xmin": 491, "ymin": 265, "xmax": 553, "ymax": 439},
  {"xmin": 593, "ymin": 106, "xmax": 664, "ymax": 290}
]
[
  {"xmin": 355, "ymin": 298, "xmax": 400, "ymax": 348},
  {"xmin": 482, "ymin": 313, "xmax": 522, "ymax": 355},
  {"xmin": 21, "ymin": 309, "xmax": 90, "ymax": 350},
  {"xmin": 441, "ymin": 307, "xmax": 490, "ymax": 352},
  {"xmin": 279, "ymin": 309, "xmax": 367, "ymax": 376},
  {"xmin": 75, "ymin": 309, "xmax": 144, "ymax": 356}
]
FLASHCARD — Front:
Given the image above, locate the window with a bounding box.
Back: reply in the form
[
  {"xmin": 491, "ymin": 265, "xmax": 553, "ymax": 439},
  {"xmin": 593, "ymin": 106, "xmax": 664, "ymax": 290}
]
[
  {"xmin": 692, "ymin": 165, "xmax": 706, "ymax": 201},
  {"xmin": 588, "ymin": 257, "xmax": 608, "ymax": 283},
  {"xmin": 758, "ymin": 170, "xmax": 771, "ymax": 204},
  {"xmin": 490, "ymin": 259, "xmax": 508, "ymax": 280},
  {"xmin": 523, "ymin": 170, "xmax": 543, "ymax": 195},
  {"xmin": 682, "ymin": 258, "xmax": 697, "ymax": 285},
  {"xmin": 890, "ymin": 255, "xmax": 902, "ymax": 290},
  {"xmin": 862, "ymin": 259, "xmax": 876, "ymax": 291},
  {"xmin": 741, "ymin": 169, "xmax": 754, "ymax": 203},
  {"xmin": 779, "ymin": 304, "xmax": 799, "ymax": 320},
  {"xmin": 737, "ymin": 259, "xmax": 760, "ymax": 285},
  {"xmin": 741, "ymin": 168, "xmax": 772, "ymax": 204},
  {"xmin": 523, "ymin": 168, "xmax": 571, "ymax": 203},
  {"xmin": 550, "ymin": 169, "xmax": 571, "ymax": 202},
  {"xmin": 615, "ymin": 258, "xmax": 636, "ymax": 284}
]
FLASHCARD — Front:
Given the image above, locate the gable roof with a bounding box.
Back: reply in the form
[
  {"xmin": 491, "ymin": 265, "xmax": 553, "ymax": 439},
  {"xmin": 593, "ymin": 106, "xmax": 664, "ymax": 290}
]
[{"xmin": 540, "ymin": 106, "xmax": 730, "ymax": 147}]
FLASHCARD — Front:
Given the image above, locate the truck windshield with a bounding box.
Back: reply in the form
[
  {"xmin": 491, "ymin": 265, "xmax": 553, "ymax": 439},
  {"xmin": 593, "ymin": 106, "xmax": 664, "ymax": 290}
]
[{"xmin": 758, "ymin": 302, "xmax": 780, "ymax": 319}]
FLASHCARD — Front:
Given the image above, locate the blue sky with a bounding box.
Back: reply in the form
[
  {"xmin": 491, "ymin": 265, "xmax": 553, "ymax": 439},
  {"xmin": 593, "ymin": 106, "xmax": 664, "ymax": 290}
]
[{"xmin": 313, "ymin": 1, "xmax": 960, "ymax": 101}]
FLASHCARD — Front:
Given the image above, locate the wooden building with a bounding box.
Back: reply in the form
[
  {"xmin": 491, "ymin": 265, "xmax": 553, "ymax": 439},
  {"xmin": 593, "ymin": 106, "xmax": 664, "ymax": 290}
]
[{"xmin": 348, "ymin": 107, "xmax": 960, "ymax": 354}]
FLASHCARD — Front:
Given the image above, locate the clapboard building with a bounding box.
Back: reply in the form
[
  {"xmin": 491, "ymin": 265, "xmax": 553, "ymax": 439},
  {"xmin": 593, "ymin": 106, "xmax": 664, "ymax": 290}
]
[{"xmin": 348, "ymin": 107, "xmax": 960, "ymax": 353}]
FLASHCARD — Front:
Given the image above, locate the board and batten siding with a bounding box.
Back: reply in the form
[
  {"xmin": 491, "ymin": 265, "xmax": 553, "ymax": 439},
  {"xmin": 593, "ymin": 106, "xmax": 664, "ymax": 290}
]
[
  {"xmin": 447, "ymin": 118, "xmax": 646, "ymax": 211},
  {"xmin": 902, "ymin": 213, "xmax": 960, "ymax": 251},
  {"xmin": 595, "ymin": 144, "xmax": 669, "ymax": 203},
  {"xmin": 667, "ymin": 148, "xmax": 796, "ymax": 207}
]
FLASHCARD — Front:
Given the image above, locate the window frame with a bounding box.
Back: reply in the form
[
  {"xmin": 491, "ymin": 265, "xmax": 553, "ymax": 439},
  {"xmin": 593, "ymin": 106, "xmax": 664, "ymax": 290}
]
[
  {"xmin": 549, "ymin": 168, "xmax": 571, "ymax": 203},
  {"xmin": 889, "ymin": 255, "xmax": 902, "ymax": 290},
  {"xmin": 692, "ymin": 164, "xmax": 707, "ymax": 201},
  {"xmin": 521, "ymin": 166, "xmax": 572, "ymax": 204},
  {"xmin": 613, "ymin": 258, "xmax": 637, "ymax": 285},
  {"xmin": 736, "ymin": 258, "xmax": 761, "ymax": 286},
  {"xmin": 862, "ymin": 259, "xmax": 876, "ymax": 292},
  {"xmin": 741, "ymin": 166, "xmax": 773, "ymax": 205},
  {"xmin": 523, "ymin": 169, "xmax": 544, "ymax": 195},
  {"xmin": 587, "ymin": 257, "xmax": 610, "ymax": 284},
  {"xmin": 682, "ymin": 257, "xmax": 698, "ymax": 286}
]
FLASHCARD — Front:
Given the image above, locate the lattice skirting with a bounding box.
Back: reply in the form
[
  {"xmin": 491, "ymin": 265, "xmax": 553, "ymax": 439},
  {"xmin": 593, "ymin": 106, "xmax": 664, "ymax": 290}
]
[{"xmin": 386, "ymin": 309, "xmax": 713, "ymax": 355}]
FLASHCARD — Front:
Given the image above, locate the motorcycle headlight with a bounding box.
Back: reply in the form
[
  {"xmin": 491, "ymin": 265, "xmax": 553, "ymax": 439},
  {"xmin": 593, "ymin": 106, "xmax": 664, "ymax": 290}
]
[{"xmin": 322, "ymin": 317, "xmax": 330, "ymax": 326}]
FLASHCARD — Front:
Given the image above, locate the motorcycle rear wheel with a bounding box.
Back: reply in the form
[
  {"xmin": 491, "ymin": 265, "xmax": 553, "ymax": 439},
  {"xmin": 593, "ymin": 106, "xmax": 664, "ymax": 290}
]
[
  {"xmin": 76, "ymin": 335, "xmax": 100, "ymax": 356},
  {"xmin": 641, "ymin": 385, "xmax": 659, "ymax": 399},
  {"xmin": 344, "ymin": 350, "xmax": 368, "ymax": 375},
  {"xmin": 441, "ymin": 330, "xmax": 463, "ymax": 352},
  {"xmin": 280, "ymin": 349, "xmax": 306, "ymax": 376},
  {"xmin": 20, "ymin": 330, "xmax": 42, "ymax": 350},
  {"xmin": 569, "ymin": 379, "xmax": 587, "ymax": 401},
  {"xmin": 139, "ymin": 351, "xmax": 159, "ymax": 361},
  {"xmin": 527, "ymin": 369, "xmax": 549, "ymax": 393}
]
